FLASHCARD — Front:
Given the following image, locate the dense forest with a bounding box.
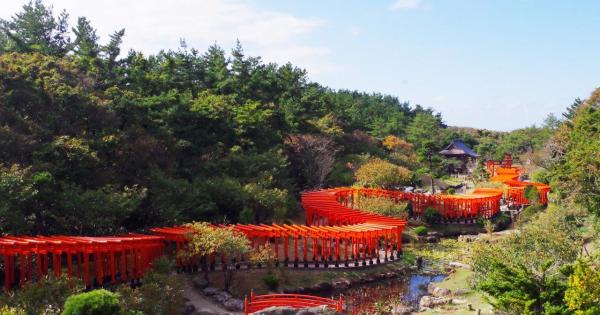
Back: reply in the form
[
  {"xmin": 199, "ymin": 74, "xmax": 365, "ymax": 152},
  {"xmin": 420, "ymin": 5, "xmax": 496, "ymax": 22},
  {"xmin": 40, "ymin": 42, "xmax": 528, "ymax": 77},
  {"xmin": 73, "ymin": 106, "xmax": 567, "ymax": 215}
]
[{"xmin": 0, "ymin": 1, "xmax": 578, "ymax": 237}]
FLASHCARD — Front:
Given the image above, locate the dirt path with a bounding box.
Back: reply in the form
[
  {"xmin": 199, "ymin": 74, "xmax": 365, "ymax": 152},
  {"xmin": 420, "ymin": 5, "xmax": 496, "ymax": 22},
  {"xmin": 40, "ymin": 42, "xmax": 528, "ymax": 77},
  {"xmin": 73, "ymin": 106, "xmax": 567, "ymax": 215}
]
[{"xmin": 183, "ymin": 282, "xmax": 242, "ymax": 315}]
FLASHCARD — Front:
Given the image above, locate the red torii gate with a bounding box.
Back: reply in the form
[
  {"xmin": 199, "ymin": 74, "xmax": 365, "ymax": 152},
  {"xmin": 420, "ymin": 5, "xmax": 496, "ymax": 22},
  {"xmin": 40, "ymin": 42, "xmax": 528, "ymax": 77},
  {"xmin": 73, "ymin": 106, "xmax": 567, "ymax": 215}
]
[
  {"xmin": 4, "ymin": 181, "xmax": 546, "ymax": 292},
  {"xmin": 0, "ymin": 234, "xmax": 163, "ymax": 291}
]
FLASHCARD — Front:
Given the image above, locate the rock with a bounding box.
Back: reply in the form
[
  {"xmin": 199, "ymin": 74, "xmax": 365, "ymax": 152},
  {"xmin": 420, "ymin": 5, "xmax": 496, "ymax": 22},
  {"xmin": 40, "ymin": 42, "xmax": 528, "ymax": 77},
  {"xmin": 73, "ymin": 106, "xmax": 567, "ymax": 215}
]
[
  {"xmin": 375, "ymin": 273, "xmax": 387, "ymax": 280},
  {"xmin": 297, "ymin": 306, "xmax": 328, "ymax": 315},
  {"xmin": 448, "ymin": 261, "xmax": 471, "ymax": 270},
  {"xmin": 195, "ymin": 311, "xmax": 228, "ymax": 315},
  {"xmin": 419, "ymin": 295, "xmax": 451, "ymax": 308},
  {"xmin": 385, "ymin": 272, "xmax": 396, "ymax": 278},
  {"xmin": 452, "ymin": 298, "xmax": 467, "ymax": 304},
  {"xmin": 427, "ymin": 231, "xmax": 442, "ymax": 237},
  {"xmin": 457, "ymin": 235, "xmax": 478, "ymax": 242},
  {"xmin": 202, "ymin": 286, "xmax": 220, "ymax": 296},
  {"xmin": 182, "ymin": 302, "xmax": 197, "ymax": 315},
  {"xmin": 332, "ymin": 278, "xmax": 351, "ymax": 289},
  {"xmin": 192, "ymin": 276, "xmax": 209, "ymax": 290},
  {"xmin": 213, "ymin": 291, "xmax": 232, "ymax": 303},
  {"xmin": 392, "ymin": 304, "xmax": 414, "ymax": 315},
  {"xmin": 223, "ymin": 298, "xmax": 244, "ymax": 311},
  {"xmin": 362, "ymin": 276, "xmax": 376, "ymax": 283},
  {"xmin": 453, "ymin": 289, "xmax": 470, "ymax": 296},
  {"xmin": 425, "ymin": 236, "xmax": 439, "ymax": 243},
  {"xmin": 311, "ymin": 282, "xmax": 333, "ymax": 292},
  {"xmin": 255, "ymin": 306, "xmax": 299, "ymax": 315},
  {"xmin": 427, "ymin": 283, "xmax": 451, "ymax": 297}
]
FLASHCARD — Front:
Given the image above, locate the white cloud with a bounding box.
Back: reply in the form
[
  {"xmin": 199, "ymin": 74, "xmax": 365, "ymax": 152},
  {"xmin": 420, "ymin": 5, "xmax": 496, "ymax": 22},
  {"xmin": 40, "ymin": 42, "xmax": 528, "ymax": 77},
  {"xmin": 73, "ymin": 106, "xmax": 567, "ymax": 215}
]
[
  {"xmin": 0, "ymin": 0, "xmax": 343, "ymax": 76},
  {"xmin": 388, "ymin": 0, "xmax": 422, "ymax": 11}
]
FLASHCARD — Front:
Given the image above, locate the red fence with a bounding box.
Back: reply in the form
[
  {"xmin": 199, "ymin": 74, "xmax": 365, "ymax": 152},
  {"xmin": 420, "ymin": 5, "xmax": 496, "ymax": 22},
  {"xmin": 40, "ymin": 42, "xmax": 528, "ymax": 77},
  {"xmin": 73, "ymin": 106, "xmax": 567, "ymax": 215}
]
[{"xmin": 244, "ymin": 292, "xmax": 343, "ymax": 314}]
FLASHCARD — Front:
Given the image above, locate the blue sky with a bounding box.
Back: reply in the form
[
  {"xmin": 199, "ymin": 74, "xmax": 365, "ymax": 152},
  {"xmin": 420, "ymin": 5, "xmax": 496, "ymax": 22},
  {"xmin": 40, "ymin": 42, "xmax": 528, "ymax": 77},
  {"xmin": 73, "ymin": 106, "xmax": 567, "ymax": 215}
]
[{"xmin": 2, "ymin": 0, "xmax": 600, "ymax": 131}]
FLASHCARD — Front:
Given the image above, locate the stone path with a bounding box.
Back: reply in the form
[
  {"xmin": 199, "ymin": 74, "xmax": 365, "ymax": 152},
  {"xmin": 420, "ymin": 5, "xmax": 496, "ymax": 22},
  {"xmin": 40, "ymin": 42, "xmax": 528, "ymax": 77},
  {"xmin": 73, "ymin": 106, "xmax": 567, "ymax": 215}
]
[{"xmin": 183, "ymin": 282, "xmax": 240, "ymax": 315}]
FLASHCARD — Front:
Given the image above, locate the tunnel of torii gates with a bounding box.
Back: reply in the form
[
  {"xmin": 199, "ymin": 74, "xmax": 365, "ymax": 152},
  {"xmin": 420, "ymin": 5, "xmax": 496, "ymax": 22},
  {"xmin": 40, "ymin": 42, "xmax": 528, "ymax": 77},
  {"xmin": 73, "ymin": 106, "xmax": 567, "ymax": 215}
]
[{"xmin": 0, "ymin": 161, "xmax": 550, "ymax": 291}]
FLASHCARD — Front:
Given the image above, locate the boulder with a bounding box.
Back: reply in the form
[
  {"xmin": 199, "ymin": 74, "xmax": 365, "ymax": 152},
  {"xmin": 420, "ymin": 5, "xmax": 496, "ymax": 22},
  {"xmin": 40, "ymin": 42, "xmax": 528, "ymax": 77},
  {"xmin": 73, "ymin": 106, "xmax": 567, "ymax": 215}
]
[
  {"xmin": 419, "ymin": 295, "xmax": 451, "ymax": 308},
  {"xmin": 182, "ymin": 302, "xmax": 197, "ymax": 315},
  {"xmin": 332, "ymin": 278, "xmax": 351, "ymax": 289},
  {"xmin": 213, "ymin": 291, "xmax": 232, "ymax": 303},
  {"xmin": 425, "ymin": 236, "xmax": 439, "ymax": 243},
  {"xmin": 192, "ymin": 276, "xmax": 209, "ymax": 290},
  {"xmin": 427, "ymin": 231, "xmax": 442, "ymax": 238},
  {"xmin": 448, "ymin": 261, "xmax": 471, "ymax": 270},
  {"xmin": 392, "ymin": 304, "xmax": 414, "ymax": 315},
  {"xmin": 223, "ymin": 298, "xmax": 244, "ymax": 311},
  {"xmin": 202, "ymin": 286, "xmax": 220, "ymax": 296},
  {"xmin": 310, "ymin": 282, "xmax": 333, "ymax": 292},
  {"xmin": 255, "ymin": 306, "xmax": 299, "ymax": 315},
  {"xmin": 297, "ymin": 306, "xmax": 329, "ymax": 315},
  {"xmin": 427, "ymin": 283, "xmax": 451, "ymax": 297},
  {"xmin": 194, "ymin": 311, "xmax": 228, "ymax": 315}
]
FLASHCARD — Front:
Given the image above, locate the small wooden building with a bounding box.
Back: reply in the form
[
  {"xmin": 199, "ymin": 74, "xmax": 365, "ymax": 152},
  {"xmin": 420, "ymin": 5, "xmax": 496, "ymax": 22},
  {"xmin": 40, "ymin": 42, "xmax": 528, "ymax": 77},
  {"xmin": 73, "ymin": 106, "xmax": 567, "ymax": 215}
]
[{"xmin": 439, "ymin": 139, "xmax": 479, "ymax": 174}]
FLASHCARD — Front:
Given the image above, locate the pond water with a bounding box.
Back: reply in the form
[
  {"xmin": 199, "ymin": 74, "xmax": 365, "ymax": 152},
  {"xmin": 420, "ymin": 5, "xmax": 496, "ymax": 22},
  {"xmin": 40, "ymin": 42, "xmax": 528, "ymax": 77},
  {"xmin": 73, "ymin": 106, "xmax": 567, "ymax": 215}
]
[
  {"xmin": 403, "ymin": 274, "xmax": 446, "ymax": 305},
  {"xmin": 333, "ymin": 272, "xmax": 446, "ymax": 314}
]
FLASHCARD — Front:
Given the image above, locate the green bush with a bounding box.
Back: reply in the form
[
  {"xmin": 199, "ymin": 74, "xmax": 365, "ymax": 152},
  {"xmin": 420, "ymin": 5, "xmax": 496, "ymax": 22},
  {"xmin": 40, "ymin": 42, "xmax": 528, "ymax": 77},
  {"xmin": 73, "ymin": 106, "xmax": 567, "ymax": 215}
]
[
  {"xmin": 520, "ymin": 204, "xmax": 544, "ymax": 223},
  {"xmin": 117, "ymin": 258, "xmax": 185, "ymax": 315},
  {"xmin": 62, "ymin": 289, "xmax": 121, "ymax": 315},
  {"xmin": 423, "ymin": 207, "xmax": 441, "ymax": 224},
  {"xmin": 414, "ymin": 226, "xmax": 428, "ymax": 236},
  {"xmin": 0, "ymin": 275, "xmax": 82, "ymax": 315},
  {"xmin": 263, "ymin": 273, "xmax": 280, "ymax": 290},
  {"xmin": 524, "ymin": 185, "xmax": 540, "ymax": 205},
  {"xmin": 0, "ymin": 306, "xmax": 25, "ymax": 315}
]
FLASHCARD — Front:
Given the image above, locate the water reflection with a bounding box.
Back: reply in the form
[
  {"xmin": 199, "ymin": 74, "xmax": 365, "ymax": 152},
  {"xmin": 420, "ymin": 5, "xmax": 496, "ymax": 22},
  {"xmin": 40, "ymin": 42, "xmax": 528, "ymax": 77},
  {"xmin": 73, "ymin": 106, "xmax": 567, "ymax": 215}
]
[{"xmin": 343, "ymin": 272, "xmax": 446, "ymax": 314}]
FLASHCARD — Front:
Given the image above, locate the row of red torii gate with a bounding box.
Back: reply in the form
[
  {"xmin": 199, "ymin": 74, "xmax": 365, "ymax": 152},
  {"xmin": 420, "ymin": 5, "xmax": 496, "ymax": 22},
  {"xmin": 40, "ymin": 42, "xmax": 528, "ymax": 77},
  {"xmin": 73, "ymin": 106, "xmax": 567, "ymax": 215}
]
[{"xmin": 0, "ymin": 161, "xmax": 549, "ymax": 291}]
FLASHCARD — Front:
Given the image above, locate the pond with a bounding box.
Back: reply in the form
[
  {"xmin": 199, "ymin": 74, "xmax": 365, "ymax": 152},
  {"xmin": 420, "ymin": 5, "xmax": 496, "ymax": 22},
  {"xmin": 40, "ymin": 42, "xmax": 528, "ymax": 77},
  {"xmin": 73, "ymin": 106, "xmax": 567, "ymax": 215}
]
[{"xmin": 339, "ymin": 272, "xmax": 446, "ymax": 314}]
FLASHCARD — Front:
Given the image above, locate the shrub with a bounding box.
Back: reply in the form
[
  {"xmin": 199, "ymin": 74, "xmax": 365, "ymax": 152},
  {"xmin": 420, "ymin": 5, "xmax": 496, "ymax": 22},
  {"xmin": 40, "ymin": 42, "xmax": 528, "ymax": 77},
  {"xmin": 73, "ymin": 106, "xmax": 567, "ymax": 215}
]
[
  {"xmin": 0, "ymin": 275, "xmax": 83, "ymax": 315},
  {"xmin": 423, "ymin": 207, "xmax": 441, "ymax": 224},
  {"xmin": 520, "ymin": 204, "xmax": 544, "ymax": 223},
  {"xmin": 414, "ymin": 226, "xmax": 428, "ymax": 236},
  {"xmin": 524, "ymin": 185, "xmax": 540, "ymax": 205},
  {"xmin": 0, "ymin": 307, "xmax": 25, "ymax": 315},
  {"xmin": 263, "ymin": 273, "xmax": 280, "ymax": 290},
  {"xmin": 117, "ymin": 258, "xmax": 185, "ymax": 315},
  {"xmin": 357, "ymin": 196, "xmax": 408, "ymax": 219},
  {"xmin": 355, "ymin": 158, "xmax": 411, "ymax": 189},
  {"xmin": 62, "ymin": 289, "xmax": 120, "ymax": 315}
]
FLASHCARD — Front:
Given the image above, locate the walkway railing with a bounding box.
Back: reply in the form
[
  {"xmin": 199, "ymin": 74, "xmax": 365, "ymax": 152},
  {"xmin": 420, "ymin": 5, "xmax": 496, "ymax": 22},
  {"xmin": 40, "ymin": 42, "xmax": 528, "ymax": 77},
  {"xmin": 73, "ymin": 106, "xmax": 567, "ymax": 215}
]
[{"xmin": 244, "ymin": 292, "xmax": 344, "ymax": 314}]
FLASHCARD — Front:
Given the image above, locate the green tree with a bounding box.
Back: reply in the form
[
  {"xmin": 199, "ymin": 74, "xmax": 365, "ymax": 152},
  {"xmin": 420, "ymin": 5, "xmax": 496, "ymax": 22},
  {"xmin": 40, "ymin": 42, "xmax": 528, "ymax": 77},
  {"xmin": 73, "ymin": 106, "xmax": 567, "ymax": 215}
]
[
  {"xmin": 470, "ymin": 206, "xmax": 582, "ymax": 315},
  {"xmin": 565, "ymin": 257, "xmax": 600, "ymax": 315},
  {"xmin": 0, "ymin": 0, "xmax": 70, "ymax": 55},
  {"xmin": 182, "ymin": 222, "xmax": 251, "ymax": 291},
  {"xmin": 547, "ymin": 88, "xmax": 600, "ymax": 215}
]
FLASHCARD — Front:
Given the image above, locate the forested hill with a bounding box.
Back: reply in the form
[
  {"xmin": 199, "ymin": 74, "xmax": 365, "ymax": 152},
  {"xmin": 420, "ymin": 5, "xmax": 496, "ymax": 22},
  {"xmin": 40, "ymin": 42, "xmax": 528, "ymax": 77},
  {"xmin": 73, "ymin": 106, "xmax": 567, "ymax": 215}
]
[{"xmin": 0, "ymin": 1, "xmax": 559, "ymax": 236}]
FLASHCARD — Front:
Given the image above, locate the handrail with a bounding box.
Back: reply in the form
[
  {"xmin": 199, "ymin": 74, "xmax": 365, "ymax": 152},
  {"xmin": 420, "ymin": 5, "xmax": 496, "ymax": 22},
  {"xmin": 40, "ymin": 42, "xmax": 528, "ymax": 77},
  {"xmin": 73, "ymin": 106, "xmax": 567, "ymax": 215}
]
[{"xmin": 244, "ymin": 291, "xmax": 344, "ymax": 314}]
